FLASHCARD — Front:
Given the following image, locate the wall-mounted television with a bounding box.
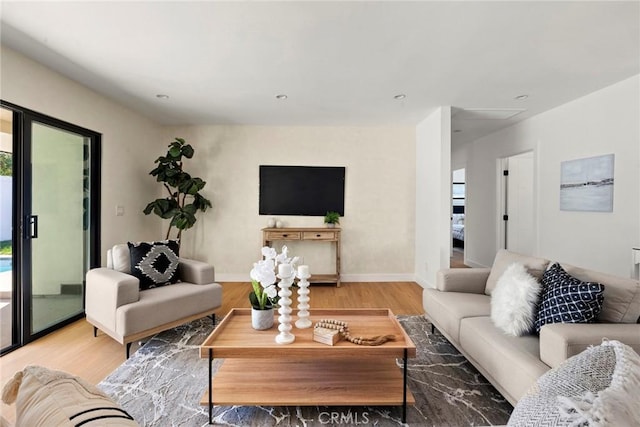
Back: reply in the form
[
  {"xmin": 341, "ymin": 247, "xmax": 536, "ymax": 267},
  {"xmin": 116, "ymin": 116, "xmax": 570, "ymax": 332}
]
[{"xmin": 259, "ymin": 166, "xmax": 345, "ymax": 216}]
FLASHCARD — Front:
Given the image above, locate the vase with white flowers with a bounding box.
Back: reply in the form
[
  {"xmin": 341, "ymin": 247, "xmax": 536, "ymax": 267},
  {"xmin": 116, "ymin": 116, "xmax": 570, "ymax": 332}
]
[{"xmin": 249, "ymin": 246, "xmax": 299, "ymax": 330}]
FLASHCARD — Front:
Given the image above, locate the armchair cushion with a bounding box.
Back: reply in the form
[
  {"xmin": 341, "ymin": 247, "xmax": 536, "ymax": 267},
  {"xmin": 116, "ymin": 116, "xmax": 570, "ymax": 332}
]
[
  {"xmin": 128, "ymin": 240, "xmax": 180, "ymax": 290},
  {"xmin": 110, "ymin": 244, "xmax": 131, "ymax": 273},
  {"xmin": 86, "ymin": 268, "xmax": 140, "ymax": 335},
  {"xmin": 178, "ymin": 258, "xmax": 215, "ymax": 285}
]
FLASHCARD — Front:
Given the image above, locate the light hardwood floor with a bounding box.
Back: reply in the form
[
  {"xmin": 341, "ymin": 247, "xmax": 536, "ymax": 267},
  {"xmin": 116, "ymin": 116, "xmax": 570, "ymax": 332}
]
[
  {"xmin": 450, "ymin": 249, "xmax": 469, "ymax": 268},
  {"xmin": 0, "ymin": 281, "xmax": 424, "ymax": 423}
]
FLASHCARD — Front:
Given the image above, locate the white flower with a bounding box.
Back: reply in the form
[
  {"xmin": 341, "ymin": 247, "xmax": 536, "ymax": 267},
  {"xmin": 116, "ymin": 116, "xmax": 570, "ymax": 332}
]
[
  {"xmin": 275, "ymin": 245, "xmax": 289, "ymax": 265},
  {"xmin": 264, "ymin": 285, "xmax": 278, "ymax": 298},
  {"xmin": 261, "ymin": 246, "xmax": 277, "ymax": 260},
  {"xmin": 249, "ymin": 246, "xmax": 298, "ymax": 309},
  {"xmin": 290, "ymin": 256, "xmax": 300, "ymax": 269},
  {"xmin": 250, "ymin": 259, "xmax": 276, "ymax": 288},
  {"xmin": 274, "ymin": 246, "xmax": 300, "ymax": 269}
]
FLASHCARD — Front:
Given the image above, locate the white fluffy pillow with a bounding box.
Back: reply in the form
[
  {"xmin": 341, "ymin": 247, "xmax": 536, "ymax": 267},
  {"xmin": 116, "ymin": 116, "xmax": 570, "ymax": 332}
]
[{"xmin": 491, "ymin": 262, "xmax": 542, "ymax": 336}]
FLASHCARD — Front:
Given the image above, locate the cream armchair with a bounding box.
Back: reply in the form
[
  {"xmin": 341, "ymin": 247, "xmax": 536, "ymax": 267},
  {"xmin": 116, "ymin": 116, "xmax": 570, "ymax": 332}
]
[{"xmin": 86, "ymin": 244, "xmax": 222, "ymax": 358}]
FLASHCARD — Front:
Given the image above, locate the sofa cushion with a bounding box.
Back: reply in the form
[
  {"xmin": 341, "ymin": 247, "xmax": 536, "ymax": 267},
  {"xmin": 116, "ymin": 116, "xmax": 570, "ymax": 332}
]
[
  {"xmin": 1, "ymin": 365, "xmax": 138, "ymax": 426},
  {"xmin": 508, "ymin": 340, "xmax": 640, "ymax": 426},
  {"xmin": 423, "ymin": 289, "xmax": 491, "ymax": 343},
  {"xmin": 128, "ymin": 240, "xmax": 180, "ymax": 290},
  {"xmin": 116, "ymin": 282, "xmax": 222, "ymax": 337},
  {"xmin": 491, "ymin": 262, "xmax": 542, "ymax": 336},
  {"xmin": 561, "ymin": 263, "xmax": 640, "ymax": 324},
  {"xmin": 459, "ymin": 317, "xmax": 550, "ymax": 405},
  {"xmin": 534, "ymin": 263, "xmax": 605, "ymax": 334},
  {"xmin": 485, "ymin": 250, "xmax": 549, "ymax": 296}
]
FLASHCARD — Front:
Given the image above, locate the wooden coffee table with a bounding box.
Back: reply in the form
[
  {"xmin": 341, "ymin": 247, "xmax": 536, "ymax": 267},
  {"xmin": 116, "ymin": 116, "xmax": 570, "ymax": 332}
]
[{"xmin": 199, "ymin": 308, "xmax": 416, "ymax": 424}]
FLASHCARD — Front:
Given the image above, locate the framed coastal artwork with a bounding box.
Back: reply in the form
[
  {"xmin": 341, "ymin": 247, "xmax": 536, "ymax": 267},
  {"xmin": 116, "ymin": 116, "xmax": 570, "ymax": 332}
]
[{"xmin": 560, "ymin": 154, "xmax": 614, "ymax": 212}]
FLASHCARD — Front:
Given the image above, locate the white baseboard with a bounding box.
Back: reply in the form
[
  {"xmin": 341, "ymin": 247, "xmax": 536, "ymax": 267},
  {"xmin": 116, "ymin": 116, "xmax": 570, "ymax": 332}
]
[
  {"xmin": 214, "ymin": 273, "xmax": 417, "ymax": 283},
  {"xmin": 414, "ymin": 276, "xmax": 434, "ymax": 289},
  {"xmin": 214, "ymin": 273, "xmax": 250, "ymax": 282},
  {"xmin": 339, "ymin": 273, "xmax": 416, "ymax": 283}
]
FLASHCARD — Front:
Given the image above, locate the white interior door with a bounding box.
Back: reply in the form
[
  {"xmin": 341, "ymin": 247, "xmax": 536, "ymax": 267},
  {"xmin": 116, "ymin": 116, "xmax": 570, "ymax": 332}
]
[{"xmin": 506, "ymin": 152, "xmax": 534, "ymax": 254}]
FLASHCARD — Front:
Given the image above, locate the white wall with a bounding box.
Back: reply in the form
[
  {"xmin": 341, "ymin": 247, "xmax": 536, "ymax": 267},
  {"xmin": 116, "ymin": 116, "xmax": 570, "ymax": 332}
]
[
  {"xmin": 455, "ymin": 75, "xmax": 639, "ymax": 277},
  {"xmin": 160, "ymin": 125, "xmax": 416, "ymax": 281},
  {"xmin": 415, "ymin": 107, "xmax": 451, "ymax": 288},
  {"xmin": 0, "ymin": 45, "xmax": 162, "ymax": 263}
]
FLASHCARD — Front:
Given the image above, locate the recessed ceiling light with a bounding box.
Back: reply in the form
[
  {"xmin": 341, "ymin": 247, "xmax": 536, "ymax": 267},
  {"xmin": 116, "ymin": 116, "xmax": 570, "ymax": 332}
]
[
  {"xmin": 394, "ymin": 94, "xmax": 406, "ymax": 100},
  {"xmin": 514, "ymin": 94, "xmax": 529, "ymax": 100},
  {"xmin": 276, "ymin": 94, "xmax": 288, "ymax": 100},
  {"xmin": 156, "ymin": 94, "xmax": 170, "ymax": 99}
]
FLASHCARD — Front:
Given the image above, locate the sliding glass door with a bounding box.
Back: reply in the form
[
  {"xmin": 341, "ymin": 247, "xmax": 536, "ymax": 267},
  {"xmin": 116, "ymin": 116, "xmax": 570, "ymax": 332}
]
[
  {"xmin": 0, "ymin": 101, "xmax": 100, "ymax": 353},
  {"xmin": 0, "ymin": 107, "xmax": 14, "ymax": 352},
  {"xmin": 27, "ymin": 122, "xmax": 90, "ymax": 333}
]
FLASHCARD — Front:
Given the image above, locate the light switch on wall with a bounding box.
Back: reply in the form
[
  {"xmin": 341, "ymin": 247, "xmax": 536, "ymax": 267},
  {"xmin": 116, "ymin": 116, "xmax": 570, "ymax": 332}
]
[{"xmin": 116, "ymin": 205, "xmax": 125, "ymax": 216}]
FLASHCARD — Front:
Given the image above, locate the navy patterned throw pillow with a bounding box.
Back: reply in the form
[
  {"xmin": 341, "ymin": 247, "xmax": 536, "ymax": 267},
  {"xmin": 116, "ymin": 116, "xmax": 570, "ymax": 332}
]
[
  {"xmin": 533, "ymin": 263, "xmax": 605, "ymax": 334},
  {"xmin": 128, "ymin": 240, "xmax": 180, "ymax": 290}
]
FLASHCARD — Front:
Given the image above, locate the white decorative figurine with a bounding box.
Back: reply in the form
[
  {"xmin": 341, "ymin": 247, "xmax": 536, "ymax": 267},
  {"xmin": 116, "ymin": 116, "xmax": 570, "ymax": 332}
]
[
  {"xmin": 275, "ymin": 263, "xmax": 296, "ymax": 344},
  {"xmin": 295, "ymin": 265, "xmax": 312, "ymax": 329}
]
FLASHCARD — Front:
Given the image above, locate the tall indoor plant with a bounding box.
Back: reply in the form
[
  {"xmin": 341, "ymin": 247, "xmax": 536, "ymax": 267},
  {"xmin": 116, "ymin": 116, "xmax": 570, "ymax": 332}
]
[{"xmin": 143, "ymin": 137, "xmax": 212, "ymax": 240}]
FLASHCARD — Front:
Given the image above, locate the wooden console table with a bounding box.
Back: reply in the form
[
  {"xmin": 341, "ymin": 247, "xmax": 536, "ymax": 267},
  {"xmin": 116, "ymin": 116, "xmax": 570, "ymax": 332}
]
[{"xmin": 262, "ymin": 227, "xmax": 341, "ymax": 287}]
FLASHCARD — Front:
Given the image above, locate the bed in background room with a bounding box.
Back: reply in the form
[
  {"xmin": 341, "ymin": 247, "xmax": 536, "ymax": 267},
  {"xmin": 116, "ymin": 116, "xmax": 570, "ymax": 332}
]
[{"xmin": 452, "ymin": 206, "xmax": 464, "ymax": 248}]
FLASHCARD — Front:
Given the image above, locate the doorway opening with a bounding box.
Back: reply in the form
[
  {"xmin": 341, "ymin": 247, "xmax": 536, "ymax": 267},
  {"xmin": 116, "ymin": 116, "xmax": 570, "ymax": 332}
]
[{"xmin": 451, "ymin": 168, "xmax": 466, "ymax": 268}]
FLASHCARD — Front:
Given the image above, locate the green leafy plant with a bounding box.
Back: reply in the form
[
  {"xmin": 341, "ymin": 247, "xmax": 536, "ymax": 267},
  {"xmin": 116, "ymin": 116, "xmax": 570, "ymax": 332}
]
[
  {"xmin": 143, "ymin": 137, "xmax": 212, "ymax": 240},
  {"xmin": 249, "ymin": 279, "xmax": 277, "ymax": 310},
  {"xmin": 0, "ymin": 152, "xmax": 12, "ymax": 176},
  {"xmin": 324, "ymin": 211, "xmax": 340, "ymax": 225},
  {"xmin": 0, "ymin": 240, "xmax": 11, "ymax": 256}
]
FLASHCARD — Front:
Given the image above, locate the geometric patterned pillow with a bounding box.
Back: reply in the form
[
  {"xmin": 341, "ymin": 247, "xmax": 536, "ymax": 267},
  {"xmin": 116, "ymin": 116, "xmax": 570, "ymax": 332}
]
[
  {"xmin": 534, "ymin": 262, "xmax": 605, "ymax": 334},
  {"xmin": 127, "ymin": 240, "xmax": 180, "ymax": 290}
]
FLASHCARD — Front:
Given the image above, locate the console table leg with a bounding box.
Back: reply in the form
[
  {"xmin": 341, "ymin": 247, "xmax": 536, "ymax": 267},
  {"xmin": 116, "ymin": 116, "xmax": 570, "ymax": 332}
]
[
  {"xmin": 402, "ymin": 348, "xmax": 408, "ymax": 424},
  {"xmin": 208, "ymin": 348, "xmax": 213, "ymax": 425}
]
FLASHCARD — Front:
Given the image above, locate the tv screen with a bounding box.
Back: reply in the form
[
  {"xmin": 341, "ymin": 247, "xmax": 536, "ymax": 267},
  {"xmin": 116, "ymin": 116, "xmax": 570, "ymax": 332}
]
[{"xmin": 259, "ymin": 166, "xmax": 345, "ymax": 216}]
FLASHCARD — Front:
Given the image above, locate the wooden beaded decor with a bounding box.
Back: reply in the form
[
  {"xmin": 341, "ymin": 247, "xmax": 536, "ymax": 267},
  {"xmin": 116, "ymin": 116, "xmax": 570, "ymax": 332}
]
[{"xmin": 313, "ymin": 319, "xmax": 396, "ymax": 346}]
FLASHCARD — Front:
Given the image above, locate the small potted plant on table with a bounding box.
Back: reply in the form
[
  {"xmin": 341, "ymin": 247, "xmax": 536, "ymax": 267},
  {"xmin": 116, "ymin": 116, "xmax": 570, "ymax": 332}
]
[{"xmin": 324, "ymin": 211, "xmax": 340, "ymax": 228}]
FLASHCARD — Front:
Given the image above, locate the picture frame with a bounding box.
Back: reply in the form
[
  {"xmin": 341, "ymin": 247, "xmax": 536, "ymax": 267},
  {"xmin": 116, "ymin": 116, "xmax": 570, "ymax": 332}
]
[{"xmin": 560, "ymin": 154, "xmax": 614, "ymax": 212}]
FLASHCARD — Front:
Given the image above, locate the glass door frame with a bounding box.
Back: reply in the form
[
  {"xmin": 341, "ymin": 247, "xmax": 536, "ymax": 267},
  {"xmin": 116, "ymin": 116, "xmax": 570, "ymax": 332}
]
[{"xmin": 0, "ymin": 100, "xmax": 101, "ymax": 353}]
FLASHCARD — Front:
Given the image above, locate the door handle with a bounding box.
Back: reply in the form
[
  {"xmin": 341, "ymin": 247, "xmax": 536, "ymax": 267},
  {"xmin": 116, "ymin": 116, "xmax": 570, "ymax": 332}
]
[{"xmin": 28, "ymin": 215, "xmax": 38, "ymax": 239}]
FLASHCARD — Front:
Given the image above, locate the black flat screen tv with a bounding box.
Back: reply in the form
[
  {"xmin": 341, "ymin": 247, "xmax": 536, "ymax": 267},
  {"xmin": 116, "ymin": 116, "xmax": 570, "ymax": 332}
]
[{"xmin": 259, "ymin": 166, "xmax": 345, "ymax": 216}]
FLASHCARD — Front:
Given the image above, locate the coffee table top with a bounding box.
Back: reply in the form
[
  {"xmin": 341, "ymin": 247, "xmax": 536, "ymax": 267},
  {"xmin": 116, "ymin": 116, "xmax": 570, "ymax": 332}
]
[{"xmin": 200, "ymin": 308, "xmax": 416, "ymax": 359}]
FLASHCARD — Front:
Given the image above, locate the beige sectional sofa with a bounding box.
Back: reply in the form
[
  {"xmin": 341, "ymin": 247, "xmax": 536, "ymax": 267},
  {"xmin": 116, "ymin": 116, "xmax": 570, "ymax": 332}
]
[
  {"xmin": 423, "ymin": 249, "xmax": 640, "ymax": 406},
  {"xmin": 86, "ymin": 244, "xmax": 223, "ymax": 358}
]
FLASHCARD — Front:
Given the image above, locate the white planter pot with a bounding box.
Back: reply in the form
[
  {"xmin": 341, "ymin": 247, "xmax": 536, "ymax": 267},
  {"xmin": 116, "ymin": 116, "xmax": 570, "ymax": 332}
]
[{"xmin": 251, "ymin": 308, "xmax": 274, "ymax": 330}]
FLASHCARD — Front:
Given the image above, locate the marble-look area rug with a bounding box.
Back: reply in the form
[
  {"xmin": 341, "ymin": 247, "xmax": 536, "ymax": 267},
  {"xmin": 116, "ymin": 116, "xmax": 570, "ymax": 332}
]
[{"xmin": 98, "ymin": 315, "xmax": 512, "ymax": 426}]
